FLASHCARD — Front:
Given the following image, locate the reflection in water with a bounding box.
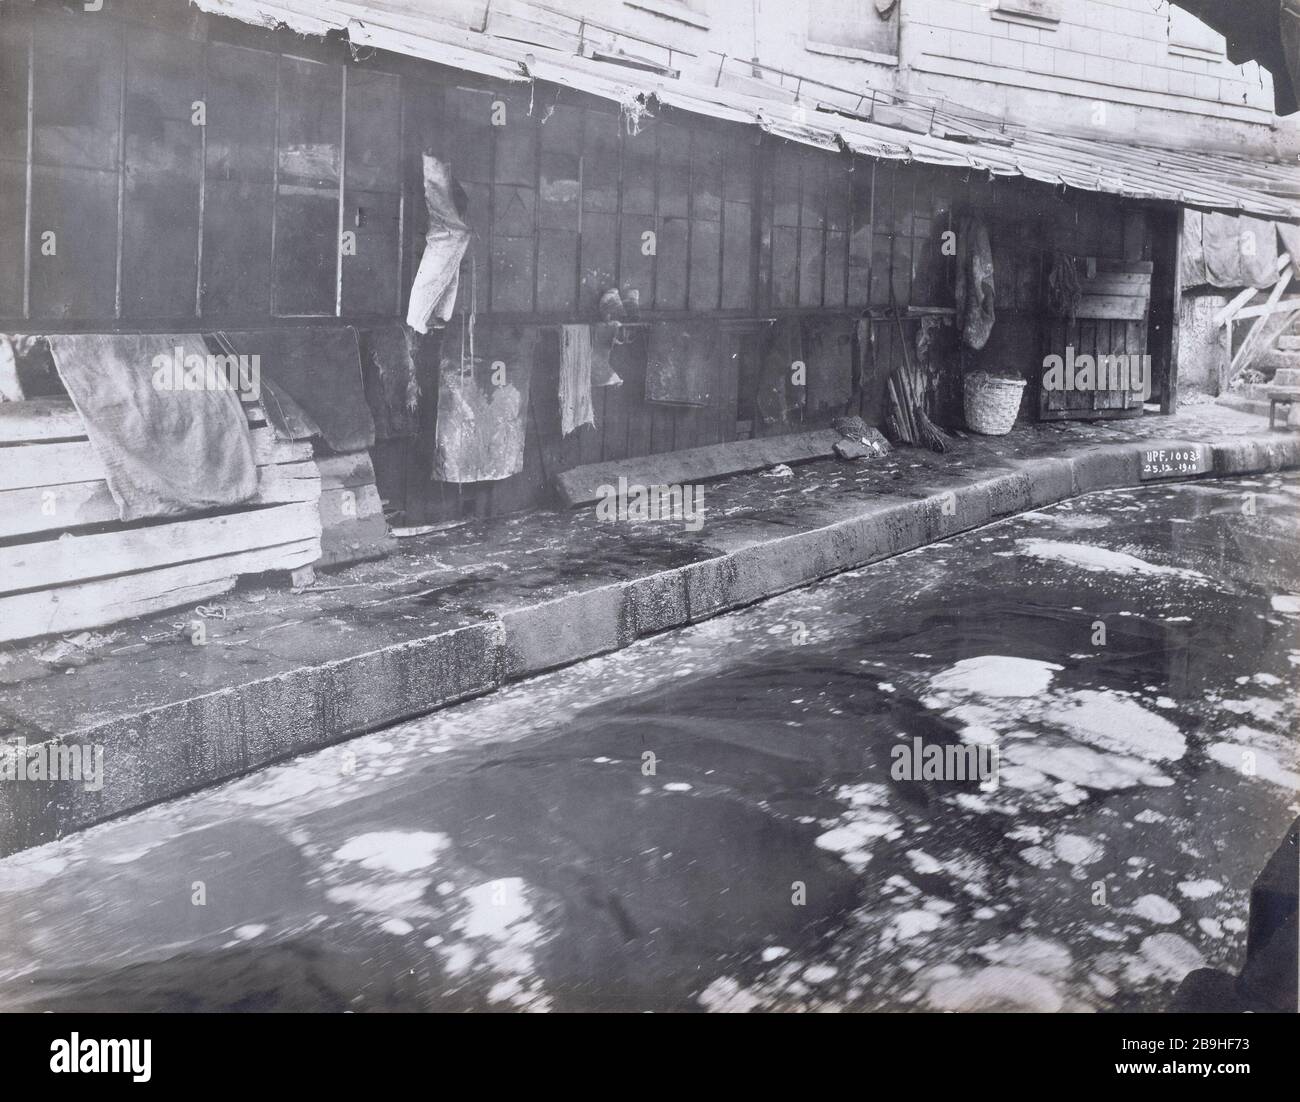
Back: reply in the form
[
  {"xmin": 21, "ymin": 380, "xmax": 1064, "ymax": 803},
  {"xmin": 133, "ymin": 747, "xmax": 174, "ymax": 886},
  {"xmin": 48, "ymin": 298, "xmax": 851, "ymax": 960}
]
[{"xmin": 0, "ymin": 477, "xmax": 1296, "ymax": 1012}]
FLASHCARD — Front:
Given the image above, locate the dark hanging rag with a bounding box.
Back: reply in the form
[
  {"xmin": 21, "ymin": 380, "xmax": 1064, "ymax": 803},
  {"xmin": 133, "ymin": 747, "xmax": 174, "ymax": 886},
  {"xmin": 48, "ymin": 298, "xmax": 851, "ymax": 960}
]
[
  {"xmin": 361, "ymin": 324, "xmax": 419, "ymax": 440},
  {"xmin": 46, "ymin": 333, "xmax": 257, "ymax": 521},
  {"xmin": 433, "ymin": 325, "xmax": 530, "ymax": 482},
  {"xmin": 955, "ymin": 215, "xmax": 995, "ymax": 350},
  {"xmin": 220, "ymin": 327, "xmax": 375, "ymax": 454}
]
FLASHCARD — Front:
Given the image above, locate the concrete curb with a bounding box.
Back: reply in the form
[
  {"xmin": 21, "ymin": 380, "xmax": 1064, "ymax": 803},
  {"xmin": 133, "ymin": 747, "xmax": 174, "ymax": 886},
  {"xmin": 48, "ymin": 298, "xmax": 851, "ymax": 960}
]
[{"xmin": 5, "ymin": 429, "xmax": 1300, "ymax": 854}]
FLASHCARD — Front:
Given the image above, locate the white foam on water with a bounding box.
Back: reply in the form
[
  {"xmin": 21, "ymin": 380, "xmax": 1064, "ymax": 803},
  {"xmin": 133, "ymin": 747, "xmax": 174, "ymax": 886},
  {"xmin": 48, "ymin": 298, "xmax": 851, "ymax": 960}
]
[
  {"xmin": 929, "ymin": 655, "xmax": 1063, "ymax": 698},
  {"xmin": 456, "ymin": 878, "xmax": 533, "ymax": 939},
  {"xmin": 1054, "ymin": 691, "xmax": 1186, "ymax": 761},
  {"xmin": 1054, "ymin": 833, "xmax": 1104, "ymax": 866},
  {"xmin": 974, "ymin": 934, "xmax": 1072, "ymax": 977},
  {"xmin": 1207, "ymin": 741, "xmax": 1300, "ymax": 790},
  {"xmin": 890, "ymin": 909, "xmax": 944, "ymax": 940},
  {"xmin": 927, "ymin": 966, "xmax": 1063, "ymax": 1013},
  {"xmin": 698, "ymin": 976, "xmax": 764, "ymax": 1013},
  {"xmin": 333, "ymin": 831, "xmax": 451, "ymax": 874},
  {"xmin": 1015, "ymin": 539, "xmax": 1208, "ymax": 582},
  {"xmin": 233, "ymin": 771, "xmax": 326, "ymax": 807},
  {"xmin": 1005, "ymin": 741, "xmax": 1172, "ymax": 791},
  {"xmin": 1177, "ymin": 879, "xmax": 1223, "ymax": 900},
  {"xmin": 1130, "ymin": 933, "xmax": 1205, "ymax": 983},
  {"xmin": 1129, "ymin": 895, "xmax": 1180, "ymax": 924},
  {"xmin": 1199, "ymin": 919, "xmax": 1224, "ymax": 938},
  {"xmin": 0, "ymin": 854, "xmax": 67, "ymax": 893}
]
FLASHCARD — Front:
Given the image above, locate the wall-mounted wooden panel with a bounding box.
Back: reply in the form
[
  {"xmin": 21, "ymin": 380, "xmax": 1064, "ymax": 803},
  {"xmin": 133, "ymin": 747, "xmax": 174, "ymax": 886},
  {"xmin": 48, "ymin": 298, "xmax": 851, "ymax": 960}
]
[
  {"xmin": 342, "ymin": 188, "xmax": 401, "ymax": 316},
  {"xmin": 345, "ymin": 69, "xmax": 400, "ymax": 193},
  {"xmin": 121, "ymin": 29, "xmax": 202, "ymax": 318},
  {"xmin": 32, "ymin": 18, "xmax": 120, "ymax": 172},
  {"xmin": 205, "ymin": 43, "xmax": 275, "ymax": 184},
  {"xmin": 273, "ymin": 55, "xmax": 340, "ymax": 316},
  {"xmin": 28, "ymin": 165, "xmax": 118, "ymax": 319},
  {"xmin": 274, "ymin": 188, "xmax": 338, "ymax": 316},
  {"xmin": 0, "ymin": 30, "xmax": 27, "ymax": 164},
  {"xmin": 202, "ymin": 178, "xmax": 273, "ymax": 318},
  {"xmin": 0, "ymin": 158, "xmax": 23, "ymax": 317}
]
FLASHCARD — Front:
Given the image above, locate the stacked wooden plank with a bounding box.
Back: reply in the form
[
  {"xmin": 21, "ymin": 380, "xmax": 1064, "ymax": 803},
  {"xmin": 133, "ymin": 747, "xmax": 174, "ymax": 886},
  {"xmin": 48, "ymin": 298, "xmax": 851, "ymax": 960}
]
[
  {"xmin": 1072, "ymin": 258, "xmax": 1153, "ymax": 321},
  {"xmin": 0, "ymin": 398, "xmax": 322, "ymax": 644},
  {"xmin": 314, "ymin": 451, "xmax": 395, "ymax": 569}
]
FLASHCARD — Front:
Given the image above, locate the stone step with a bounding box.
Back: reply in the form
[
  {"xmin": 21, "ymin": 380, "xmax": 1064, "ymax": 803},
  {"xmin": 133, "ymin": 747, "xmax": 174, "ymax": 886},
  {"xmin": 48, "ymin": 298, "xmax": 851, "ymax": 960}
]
[
  {"xmin": 1256, "ymin": 348, "xmax": 1300, "ymax": 374},
  {"xmin": 1278, "ymin": 335, "xmax": 1300, "ymax": 352}
]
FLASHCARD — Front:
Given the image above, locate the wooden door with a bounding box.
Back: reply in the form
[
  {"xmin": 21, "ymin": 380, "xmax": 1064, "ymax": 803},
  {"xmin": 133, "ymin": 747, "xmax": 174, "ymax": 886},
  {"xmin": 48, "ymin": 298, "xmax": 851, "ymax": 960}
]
[{"xmin": 1039, "ymin": 258, "xmax": 1152, "ymax": 421}]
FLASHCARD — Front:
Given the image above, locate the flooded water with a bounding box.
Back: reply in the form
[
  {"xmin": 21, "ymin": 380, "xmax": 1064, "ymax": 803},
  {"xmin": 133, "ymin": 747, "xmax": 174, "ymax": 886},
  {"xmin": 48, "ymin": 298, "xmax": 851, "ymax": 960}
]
[{"xmin": 1, "ymin": 474, "xmax": 1297, "ymax": 1012}]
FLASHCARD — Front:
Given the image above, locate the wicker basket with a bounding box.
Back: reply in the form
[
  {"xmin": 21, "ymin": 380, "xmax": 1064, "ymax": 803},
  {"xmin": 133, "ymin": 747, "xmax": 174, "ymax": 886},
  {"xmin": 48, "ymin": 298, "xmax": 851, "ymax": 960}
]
[{"xmin": 964, "ymin": 372, "xmax": 1026, "ymax": 436}]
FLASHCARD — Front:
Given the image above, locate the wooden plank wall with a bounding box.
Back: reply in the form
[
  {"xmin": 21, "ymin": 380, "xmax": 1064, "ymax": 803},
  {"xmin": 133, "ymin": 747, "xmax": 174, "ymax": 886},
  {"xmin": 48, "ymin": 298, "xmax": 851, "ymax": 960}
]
[{"xmin": 0, "ymin": 3, "xmax": 1162, "ymax": 528}]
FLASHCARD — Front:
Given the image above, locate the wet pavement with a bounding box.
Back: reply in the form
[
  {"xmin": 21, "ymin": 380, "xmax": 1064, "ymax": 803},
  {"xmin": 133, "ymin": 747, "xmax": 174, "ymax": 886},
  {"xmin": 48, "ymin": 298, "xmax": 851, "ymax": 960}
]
[{"xmin": 0, "ymin": 472, "xmax": 1297, "ymax": 1012}]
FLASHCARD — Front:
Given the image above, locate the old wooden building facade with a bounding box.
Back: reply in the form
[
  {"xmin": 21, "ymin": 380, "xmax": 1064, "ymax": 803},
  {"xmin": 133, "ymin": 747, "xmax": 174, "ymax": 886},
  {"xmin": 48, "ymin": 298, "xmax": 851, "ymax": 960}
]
[{"xmin": 0, "ymin": 0, "xmax": 1297, "ymax": 652}]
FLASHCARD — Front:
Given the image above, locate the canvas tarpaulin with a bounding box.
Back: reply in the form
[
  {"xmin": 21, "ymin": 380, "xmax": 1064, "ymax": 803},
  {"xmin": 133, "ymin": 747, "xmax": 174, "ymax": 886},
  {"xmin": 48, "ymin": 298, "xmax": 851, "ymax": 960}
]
[
  {"xmin": 46, "ymin": 333, "xmax": 257, "ymax": 522},
  {"xmin": 1204, "ymin": 212, "xmax": 1246, "ymax": 287},
  {"xmin": 1180, "ymin": 208, "xmax": 1207, "ymax": 288},
  {"xmin": 407, "ymin": 154, "xmax": 472, "ymax": 335},
  {"xmin": 221, "ymin": 327, "xmax": 374, "ymax": 453},
  {"xmin": 1277, "ymin": 222, "xmax": 1300, "ymax": 268},
  {"xmin": 1183, "ymin": 213, "xmax": 1289, "ymax": 289}
]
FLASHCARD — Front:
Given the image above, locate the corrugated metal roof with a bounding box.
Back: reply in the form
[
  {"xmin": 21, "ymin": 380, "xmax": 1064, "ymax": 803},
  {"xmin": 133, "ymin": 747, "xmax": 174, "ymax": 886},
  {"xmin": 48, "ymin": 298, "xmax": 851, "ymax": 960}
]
[{"xmin": 191, "ymin": 0, "xmax": 1300, "ymax": 221}]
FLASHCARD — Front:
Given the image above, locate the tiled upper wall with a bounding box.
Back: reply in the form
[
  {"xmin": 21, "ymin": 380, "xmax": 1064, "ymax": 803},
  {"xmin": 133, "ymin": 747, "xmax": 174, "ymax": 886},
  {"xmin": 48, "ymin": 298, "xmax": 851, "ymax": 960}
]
[
  {"xmin": 444, "ymin": 1, "xmax": 1296, "ymax": 154},
  {"xmin": 906, "ymin": 0, "xmax": 1275, "ymax": 118}
]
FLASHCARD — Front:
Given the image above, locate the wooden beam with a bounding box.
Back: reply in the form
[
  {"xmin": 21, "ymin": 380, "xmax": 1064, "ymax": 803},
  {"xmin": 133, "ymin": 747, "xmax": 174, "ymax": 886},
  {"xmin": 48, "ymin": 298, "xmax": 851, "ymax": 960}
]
[
  {"xmin": 0, "ymin": 398, "xmax": 265, "ymax": 446},
  {"xmin": 1231, "ymin": 269, "xmax": 1295, "ymax": 377},
  {"xmin": 1231, "ymin": 295, "xmax": 1300, "ymax": 320},
  {"xmin": 555, "ymin": 428, "xmax": 844, "ymax": 507},
  {"xmin": 0, "ymin": 500, "xmax": 321, "ymax": 593},
  {"xmin": 1213, "ymin": 253, "xmax": 1291, "ymax": 327},
  {"xmin": 0, "ymin": 460, "xmax": 321, "ymax": 540},
  {"xmin": 0, "ymin": 538, "xmax": 320, "ymax": 645},
  {"xmin": 0, "ymin": 428, "xmax": 311, "ymax": 492},
  {"xmin": 1074, "ymin": 292, "xmax": 1150, "ymax": 320}
]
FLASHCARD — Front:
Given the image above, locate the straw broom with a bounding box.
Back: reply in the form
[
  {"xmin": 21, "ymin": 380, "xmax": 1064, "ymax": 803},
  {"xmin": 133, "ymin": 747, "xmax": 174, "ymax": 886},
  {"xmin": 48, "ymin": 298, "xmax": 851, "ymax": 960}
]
[{"xmin": 888, "ymin": 309, "xmax": 949, "ymax": 453}]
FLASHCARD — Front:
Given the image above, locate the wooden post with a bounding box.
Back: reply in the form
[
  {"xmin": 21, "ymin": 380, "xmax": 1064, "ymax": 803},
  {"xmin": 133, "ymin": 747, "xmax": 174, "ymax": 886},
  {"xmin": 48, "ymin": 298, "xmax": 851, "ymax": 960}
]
[{"xmin": 1160, "ymin": 207, "xmax": 1183, "ymax": 415}]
